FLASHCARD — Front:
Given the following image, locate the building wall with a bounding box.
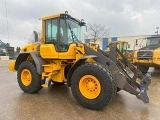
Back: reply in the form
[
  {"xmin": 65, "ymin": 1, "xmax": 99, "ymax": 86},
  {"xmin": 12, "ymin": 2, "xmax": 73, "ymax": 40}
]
[
  {"xmin": 108, "ymin": 35, "xmax": 155, "ymax": 51},
  {"xmin": 84, "ymin": 35, "xmax": 158, "ymax": 51},
  {"xmin": 102, "ymin": 38, "xmax": 108, "ymax": 50},
  {"xmin": 85, "ymin": 39, "xmax": 90, "ymax": 43},
  {"xmin": 117, "ymin": 35, "xmax": 149, "ymax": 51}
]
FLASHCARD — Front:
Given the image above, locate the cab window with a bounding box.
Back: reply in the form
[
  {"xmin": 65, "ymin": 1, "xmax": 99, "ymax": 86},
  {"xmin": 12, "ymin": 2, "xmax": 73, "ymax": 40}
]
[{"xmin": 45, "ymin": 19, "xmax": 58, "ymax": 45}]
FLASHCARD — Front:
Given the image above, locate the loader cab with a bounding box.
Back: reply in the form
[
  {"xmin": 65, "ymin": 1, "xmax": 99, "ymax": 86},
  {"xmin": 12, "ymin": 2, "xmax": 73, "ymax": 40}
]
[
  {"xmin": 109, "ymin": 41, "xmax": 128, "ymax": 55},
  {"xmin": 40, "ymin": 13, "xmax": 86, "ymax": 59}
]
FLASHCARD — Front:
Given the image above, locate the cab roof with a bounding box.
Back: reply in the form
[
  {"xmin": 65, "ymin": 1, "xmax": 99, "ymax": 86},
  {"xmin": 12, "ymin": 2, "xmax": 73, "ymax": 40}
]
[
  {"xmin": 39, "ymin": 12, "xmax": 86, "ymax": 26},
  {"xmin": 39, "ymin": 13, "xmax": 66, "ymax": 20}
]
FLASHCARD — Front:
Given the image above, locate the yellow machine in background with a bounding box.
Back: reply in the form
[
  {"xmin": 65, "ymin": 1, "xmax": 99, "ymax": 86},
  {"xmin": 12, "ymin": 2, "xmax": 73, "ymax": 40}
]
[
  {"xmin": 106, "ymin": 41, "xmax": 133, "ymax": 62},
  {"xmin": 133, "ymin": 36, "xmax": 160, "ymax": 74},
  {"xmin": 9, "ymin": 11, "xmax": 151, "ymax": 110}
]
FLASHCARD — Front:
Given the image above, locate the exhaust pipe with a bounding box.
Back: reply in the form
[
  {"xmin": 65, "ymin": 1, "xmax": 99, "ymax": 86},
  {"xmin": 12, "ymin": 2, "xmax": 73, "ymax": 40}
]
[{"xmin": 33, "ymin": 30, "xmax": 38, "ymax": 42}]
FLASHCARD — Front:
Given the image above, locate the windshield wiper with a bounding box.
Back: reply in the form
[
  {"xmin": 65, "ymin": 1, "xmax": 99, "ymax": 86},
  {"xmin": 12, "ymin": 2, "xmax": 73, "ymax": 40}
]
[{"xmin": 67, "ymin": 23, "xmax": 79, "ymax": 42}]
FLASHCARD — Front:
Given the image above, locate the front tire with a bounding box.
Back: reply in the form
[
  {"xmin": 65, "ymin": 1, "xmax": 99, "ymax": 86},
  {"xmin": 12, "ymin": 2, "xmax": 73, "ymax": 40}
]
[
  {"xmin": 17, "ymin": 61, "xmax": 42, "ymax": 93},
  {"xmin": 71, "ymin": 62, "xmax": 115, "ymax": 110}
]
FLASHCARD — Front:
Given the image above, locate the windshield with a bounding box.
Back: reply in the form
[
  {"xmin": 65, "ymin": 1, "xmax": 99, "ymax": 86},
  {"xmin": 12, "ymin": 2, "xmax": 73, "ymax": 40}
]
[
  {"xmin": 121, "ymin": 43, "xmax": 127, "ymax": 55},
  {"xmin": 66, "ymin": 19, "xmax": 81, "ymax": 43},
  {"xmin": 146, "ymin": 37, "xmax": 160, "ymax": 46},
  {"xmin": 60, "ymin": 15, "xmax": 82, "ymax": 45},
  {"xmin": 123, "ymin": 43, "xmax": 127, "ymax": 51}
]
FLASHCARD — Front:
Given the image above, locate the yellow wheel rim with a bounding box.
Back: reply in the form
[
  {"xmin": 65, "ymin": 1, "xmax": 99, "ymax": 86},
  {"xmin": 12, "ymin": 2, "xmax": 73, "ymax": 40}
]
[
  {"xmin": 21, "ymin": 69, "xmax": 32, "ymax": 86},
  {"xmin": 79, "ymin": 75, "xmax": 101, "ymax": 99}
]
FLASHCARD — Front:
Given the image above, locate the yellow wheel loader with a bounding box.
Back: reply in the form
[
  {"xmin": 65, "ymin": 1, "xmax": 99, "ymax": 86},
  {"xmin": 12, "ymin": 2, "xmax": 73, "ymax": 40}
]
[
  {"xmin": 9, "ymin": 12, "xmax": 151, "ymax": 110},
  {"xmin": 106, "ymin": 41, "xmax": 133, "ymax": 62}
]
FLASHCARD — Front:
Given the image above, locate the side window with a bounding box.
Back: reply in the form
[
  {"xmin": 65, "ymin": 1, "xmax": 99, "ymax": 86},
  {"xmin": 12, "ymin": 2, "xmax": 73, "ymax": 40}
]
[{"xmin": 45, "ymin": 19, "xmax": 58, "ymax": 45}]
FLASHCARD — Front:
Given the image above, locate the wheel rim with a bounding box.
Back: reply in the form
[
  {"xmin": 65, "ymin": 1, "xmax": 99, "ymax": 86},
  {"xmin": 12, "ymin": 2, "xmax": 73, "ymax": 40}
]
[
  {"xmin": 21, "ymin": 69, "xmax": 32, "ymax": 86},
  {"xmin": 79, "ymin": 75, "xmax": 101, "ymax": 99}
]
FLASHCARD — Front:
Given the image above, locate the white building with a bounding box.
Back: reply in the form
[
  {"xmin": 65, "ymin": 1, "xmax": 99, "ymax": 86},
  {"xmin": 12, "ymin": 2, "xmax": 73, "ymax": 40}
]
[{"xmin": 85, "ymin": 35, "xmax": 159, "ymax": 51}]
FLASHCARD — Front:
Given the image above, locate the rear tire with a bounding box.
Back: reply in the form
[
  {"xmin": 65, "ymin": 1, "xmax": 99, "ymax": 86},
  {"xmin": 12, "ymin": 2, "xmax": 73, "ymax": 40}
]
[
  {"xmin": 17, "ymin": 61, "xmax": 42, "ymax": 93},
  {"xmin": 137, "ymin": 65, "xmax": 149, "ymax": 74},
  {"xmin": 71, "ymin": 62, "xmax": 115, "ymax": 110}
]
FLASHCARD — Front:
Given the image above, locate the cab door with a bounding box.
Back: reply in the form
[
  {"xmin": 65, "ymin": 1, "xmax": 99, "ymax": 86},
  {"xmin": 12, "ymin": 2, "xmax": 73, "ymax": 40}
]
[
  {"xmin": 40, "ymin": 18, "xmax": 59, "ymax": 59},
  {"xmin": 58, "ymin": 15, "xmax": 76, "ymax": 59}
]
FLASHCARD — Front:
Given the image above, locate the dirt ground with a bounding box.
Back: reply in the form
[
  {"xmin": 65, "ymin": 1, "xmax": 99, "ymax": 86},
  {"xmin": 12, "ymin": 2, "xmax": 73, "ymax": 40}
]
[{"xmin": 0, "ymin": 60, "xmax": 160, "ymax": 120}]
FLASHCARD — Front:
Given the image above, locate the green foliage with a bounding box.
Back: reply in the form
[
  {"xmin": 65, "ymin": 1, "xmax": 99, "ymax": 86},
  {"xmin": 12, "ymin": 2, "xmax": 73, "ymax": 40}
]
[{"xmin": 16, "ymin": 47, "xmax": 20, "ymax": 53}]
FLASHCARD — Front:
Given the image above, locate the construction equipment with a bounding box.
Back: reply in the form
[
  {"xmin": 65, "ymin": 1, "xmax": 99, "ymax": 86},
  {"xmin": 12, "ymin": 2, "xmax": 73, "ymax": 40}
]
[
  {"xmin": 0, "ymin": 40, "xmax": 7, "ymax": 56},
  {"xmin": 9, "ymin": 12, "xmax": 151, "ymax": 110},
  {"xmin": 133, "ymin": 36, "xmax": 160, "ymax": 74},
  {"xmin": 0, "ymin": 40, "xmax": 14, "ymax": 58},
  {"xmin": 106, "ymin": 41, "xmax": 133, "ymax": 62}
]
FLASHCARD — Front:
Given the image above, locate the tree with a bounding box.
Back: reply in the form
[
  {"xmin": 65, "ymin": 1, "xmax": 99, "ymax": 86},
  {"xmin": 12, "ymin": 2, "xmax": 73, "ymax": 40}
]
[
  {"xmin": 16, "ymin": 47, "xmax": 20, "ymax": 53},
  {"xmin": 86, "ymin": 23, "xmax": 110, "ymax": 43}
]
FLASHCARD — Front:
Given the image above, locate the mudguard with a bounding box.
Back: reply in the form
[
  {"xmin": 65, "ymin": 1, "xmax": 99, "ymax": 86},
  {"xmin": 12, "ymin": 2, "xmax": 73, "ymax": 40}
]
[
  {"xmin": 14, "ymin": 52, "xmax": 47, "ymax": 75},
  {"xmin": 67, "ymin": 55, "xmax": 97, "ymax": 86}
]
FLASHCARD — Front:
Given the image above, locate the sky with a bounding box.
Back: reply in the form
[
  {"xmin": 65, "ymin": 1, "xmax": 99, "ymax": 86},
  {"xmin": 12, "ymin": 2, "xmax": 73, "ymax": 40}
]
[{"xmin": 0, "ymin": 0, "xmax": 160, "ymax": 48}]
